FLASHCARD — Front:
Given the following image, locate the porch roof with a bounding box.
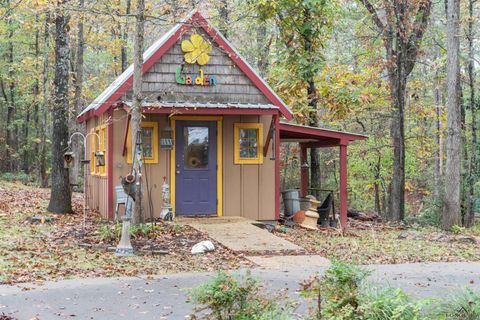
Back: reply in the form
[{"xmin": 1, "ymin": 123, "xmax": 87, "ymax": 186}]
[{"xmin": 279, "ymin": 122, "xmax": 367, "ymax": 146}]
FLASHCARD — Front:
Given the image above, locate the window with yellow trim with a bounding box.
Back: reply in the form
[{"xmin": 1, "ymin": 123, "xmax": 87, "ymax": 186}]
[
  {"xmin": 90, "ymin": 129, "xmax": 96, "ymax": 174},
  {"xmin": 126, "ymin": 121, "xmax": 159, "ymax": 164},
  {"xmin": 234, "ymin": 123, "xmax": 263, "ymax": 164},
  {"xmin": 90, "ymin": 125, "xmax": 108, "ymax": 176},
  {"xmin": 98, "ymin": 125, "xmax": 107, "ymax": 175}
]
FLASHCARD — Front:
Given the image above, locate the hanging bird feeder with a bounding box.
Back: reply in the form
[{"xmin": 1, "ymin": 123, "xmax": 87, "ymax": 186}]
[
  {"xmin": 160, "ymin": 125, "xmax": 174, "ymax": 150},
  {"xmin": 63, "ymin": 151, "xmax": 75, "ymax": 169},
  {"xmin": 95, "ymin": 151, "xmax": 105, "ymax": 167}
]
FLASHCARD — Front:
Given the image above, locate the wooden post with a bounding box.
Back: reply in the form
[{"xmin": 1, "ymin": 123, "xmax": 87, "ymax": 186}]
[
  {"xmin": 107, "ymin": 108, "xmax": 114, "ymax": 220},
  {"xmin": 339, "ymin": 141, "xmax": 348, "ymax": 229},
  {"xmin": 274, "ymin": 114, "xmax": 280, "ymax": 219},
  {"xmin": 300, "ymin": 143, "xmax": 308, "ymax": 197}
]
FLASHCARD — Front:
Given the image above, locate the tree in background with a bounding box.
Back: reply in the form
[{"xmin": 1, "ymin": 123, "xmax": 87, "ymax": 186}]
[
  {"xmin": 443, "ymin": 0, "xmax": 461, "ymax": 230},
  {"xmin": 464, "ymin": 0, "xmax": 477, "ymax": 227},
  {"xmin": 359, "ymin": 0, "xmax": 432, "ymax": 222},
  {"xmin": 131, "ymin": 0, "xmax": 146, "ymax": 224},
  {"xmin": 256, "ymin": 0, "xmax": 338, "ymax": 196},
  {"xmin": 47, "ymin": 0, "xmax": 72, "ymax": 213}
]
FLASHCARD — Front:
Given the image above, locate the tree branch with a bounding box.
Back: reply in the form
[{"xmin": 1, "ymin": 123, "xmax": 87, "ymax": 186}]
[
  {"xmin": 406, "ymin": 0, "xmax": 432, "ymax": 74},
  {"xmin": 359, "ymin": 0, "xmax": 385, "ymax": 32}
]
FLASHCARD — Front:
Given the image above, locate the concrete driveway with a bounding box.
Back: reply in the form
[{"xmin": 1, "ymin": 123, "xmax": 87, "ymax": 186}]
[{"xmin": 1, "ymin": 262, "xmax": 480, "ymax": 320}]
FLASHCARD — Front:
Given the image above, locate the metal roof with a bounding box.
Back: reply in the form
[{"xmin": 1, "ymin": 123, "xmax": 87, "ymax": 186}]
[
  {"xmin": 122, "ymin": 101, "xmax": 280, "ymax": 110},
  {"xmin": 279, "ymin": 122, "xmax": 368, "ymax": 142}
]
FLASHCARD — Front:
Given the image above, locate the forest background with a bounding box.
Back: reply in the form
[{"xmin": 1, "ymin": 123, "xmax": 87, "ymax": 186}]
[{"xmin": 0, "ymin": 0, "xmax": 477, "ymax": 228}]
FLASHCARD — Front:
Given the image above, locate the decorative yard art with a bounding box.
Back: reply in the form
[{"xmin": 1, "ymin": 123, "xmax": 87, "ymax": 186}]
[{"xmin": 176, "ymin": 33, "xmax": 217, "ymax": 86}]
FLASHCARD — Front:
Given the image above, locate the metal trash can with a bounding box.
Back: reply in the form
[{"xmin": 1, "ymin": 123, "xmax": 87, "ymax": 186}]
[{"xmin": 282, "ymin": 189, "xmax": 300, "ymax": 217}]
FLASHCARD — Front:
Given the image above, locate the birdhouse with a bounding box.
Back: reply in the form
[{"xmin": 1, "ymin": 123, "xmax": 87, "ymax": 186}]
[
  {"xmin": 63, "ymin": 151, "xmax": 75, "ymax": 168},
  {"xmin": 95, "ymin": 151, "xmax": 105, "ymax": 167},
  {"xmin": 160, "ymin": 126, "xmax": 174, "ymax": 150}
]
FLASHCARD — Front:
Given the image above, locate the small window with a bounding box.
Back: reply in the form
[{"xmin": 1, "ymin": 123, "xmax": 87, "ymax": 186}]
[
  {"xmin": 234, "ymin": 123, "xmax": 263, "ymax": 164},
  {"xmin": 126, "ymin": 121, "xmax": 159, "ymax": 164},
  {"xmin": 99, "ymin": 125, "xmax": 107, "ymax": 175},
  {"xmin": 90, "ymin": 125, "xmax": 108, "ymax": 176},
  {"xmin": 90, "ymin": 128, "xmax": 97, "ymax": 174},
  {"xmin": 184, "ymin": 126, "xmax": 209, "ymax": 169}
]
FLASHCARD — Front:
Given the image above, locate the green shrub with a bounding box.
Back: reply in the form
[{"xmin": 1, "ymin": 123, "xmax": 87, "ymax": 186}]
[
  {"xmin": 359, "ymin": 288, "xmax": 430, "ymax": 320},
  {"xmin": 189, "ymin": 271, "xmax": 296, "ymax": 320},
  {"xmin": 98, "ymin": 224, "xmax": 121, "ymax": 242},
  {"xmin": 302, "ymin": 262, "xmax": 433, "ymax": 320},
  {"xmin": 98, "ymin": 223, "xmax": 157, "ymax": 242},
  {"xmin": 405, "ymin": 206, "xmax": 441, "ymax": 227},
  {"xmin": 450, "ymin": 224, "xmax": 464, "ymax": 234},
  {"xmin": 1, "ymin": 173, "xmax": 15, "ymax": 182},
  {"xmin": 435, "ymin": 289, "xmax": 480, "ymax": 320},
  {"xmin": 129, "ymin": 223, "xmax": 156, "ymax": 238},
  {"xmin": 301, "ymin": 261, "xmax": 369, "ymax": 319}
]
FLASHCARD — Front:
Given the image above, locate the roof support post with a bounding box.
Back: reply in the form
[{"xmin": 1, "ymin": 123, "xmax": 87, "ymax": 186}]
[
  {"xmin": 274, "ymin": 114, "xmax": 280, "ymax": 220},
  {"xmin": 107, "ymin": 108, "xmax": 114, "ymax": 220},
  {"xmin": 339, "ymin": 140, "xmax": 348, "ymax": 230},
  {"xmin": 300, "ymin": 143, "xmax": 308, "ymax": 198}
]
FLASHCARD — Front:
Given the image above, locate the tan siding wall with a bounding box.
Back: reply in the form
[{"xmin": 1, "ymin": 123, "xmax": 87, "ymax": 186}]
[
  {"xmin": 222, "ymin": 115, "xmax": 275, "ymax": 221},
  {"xmin": 110, "ymin": 111, "xmax": 170, "ymax": 220},
  {"xmin": 90, "ymin": 113, "xmax": 276, "ymax": 221},
  {"xmin": 85, "ymin": 115, "xmax": 109, "ymax": 218}
]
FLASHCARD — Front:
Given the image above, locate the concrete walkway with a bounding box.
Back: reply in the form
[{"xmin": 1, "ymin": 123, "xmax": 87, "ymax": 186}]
[
  {"xmin": 182, "ymin": 217, "xmax": 330, "ymax": 269},
  {"xmin": 184, "ymin": 217, "xmax": 303, "ymax": 253}
]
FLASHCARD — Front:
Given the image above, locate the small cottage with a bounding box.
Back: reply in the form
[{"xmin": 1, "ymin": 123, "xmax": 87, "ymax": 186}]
[{"xmin": 77, "ymin": 11, "xmax": 366, "ymax": 227}]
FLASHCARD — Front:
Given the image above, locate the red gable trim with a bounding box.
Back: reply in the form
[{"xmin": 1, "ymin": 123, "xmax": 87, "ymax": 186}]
[
  {"xmin": 192, "ymin": 12, "xmax": 293, "ymax": 120},
  {"xmin": 79, "ymin": 11, "xmax": 293, "ymax": 123}
]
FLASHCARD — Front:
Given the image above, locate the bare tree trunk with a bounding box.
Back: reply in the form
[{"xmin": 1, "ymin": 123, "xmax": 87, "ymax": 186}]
[
  {"xmin": 70, "ymin": 0, "xmax": 85, "ymax": 188},
  {"xmin": 40, "ymin": 13, "xmax": 50, "ymax": 188},
  {"xmin": 48, "ymin": 1, "xmax": 72, "ymax": 213},
  {"xmin": 443, "ymin": 0, "xmax": 461, "ymax": 230},
  {"xmin": 359, "ymin": 0, "xmax": 432, "ymax": 222},
  {"xmin": 387, "ymin": 69, "xmax": 407, "ymax": 221},
  {"xmin": 433, "ymin": 61, "xmax": 442, "ymax": 203},
  {"xmin": 121, "ymin": 0, "xmax": 131, "ymax": 73},
  {"xmin": 131, "ymin": 0, "xmax": 145, "ymax": 224},
  {"xmin": 256, "ymin": 22, "xmax": 271, "ymax": 78},
  {"xmin": 5, "ymin": 3, "xmax": 16, "ymax": 172},
  {"xmin": 374, "ymin": 152, "xmax": 382, "ymax": 215},
  {"xmin": 32, "ymin": 12, "xmax": 41, "ymax": 175},
  {"xmin": 217, "ymin": 0, "xmax": 230, "ymax": 39},
  {"xmin": 464, "ymin": 0, "xmax": 477, "ymax": 227}
]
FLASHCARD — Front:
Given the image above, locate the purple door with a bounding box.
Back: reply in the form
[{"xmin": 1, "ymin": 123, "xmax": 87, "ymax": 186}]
[{"xmin": 175, "ymin": 121, "xmax": 217, "ymax": 215}]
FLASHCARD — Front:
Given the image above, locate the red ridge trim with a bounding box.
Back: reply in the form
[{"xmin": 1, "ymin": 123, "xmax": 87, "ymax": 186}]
[{"xmin": 79, "ymin": 11, "xmax": 293, "ymax": 122}]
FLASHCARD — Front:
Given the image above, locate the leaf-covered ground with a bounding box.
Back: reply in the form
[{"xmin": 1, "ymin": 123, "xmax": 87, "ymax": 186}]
[
  {"xmin": 0, "ymin": 182, "xmax": 250, "ymax": 285},
  {"xmin": 274, "ymin": 220, "xmax": 480, "ymax": 264}
]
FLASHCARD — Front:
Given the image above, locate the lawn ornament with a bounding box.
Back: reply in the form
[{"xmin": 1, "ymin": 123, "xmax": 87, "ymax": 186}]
[
  {"xmin": 116, "ymin": 174, "xmax": 135, "ymax": 256},
  {"xmin": 160, "ymin": 176, "xmax": 173, "ymax": 220},
  {"xmin": 300, "ymin": 198, "xmax": 320, "ymax": 230}
]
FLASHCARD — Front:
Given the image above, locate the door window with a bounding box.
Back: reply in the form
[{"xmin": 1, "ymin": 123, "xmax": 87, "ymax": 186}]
[{"xmin": 183, "ymin": 126, "xmax": 209, "ymax": 169}]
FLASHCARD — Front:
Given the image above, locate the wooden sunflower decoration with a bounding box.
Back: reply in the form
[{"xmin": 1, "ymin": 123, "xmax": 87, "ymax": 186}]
[{"xmin": 181, "ymin": 34, "xmax": 212, "ymax": 66}]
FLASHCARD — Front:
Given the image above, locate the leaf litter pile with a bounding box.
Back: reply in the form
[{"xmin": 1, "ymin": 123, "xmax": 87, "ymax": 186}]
[
  {"xmin": 274, "ymin": 220, "xmax": 480, "ymax": 264},
  {"xmin": 0, "ymin": 182, "xmax": 250, "ymax": 285}
]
